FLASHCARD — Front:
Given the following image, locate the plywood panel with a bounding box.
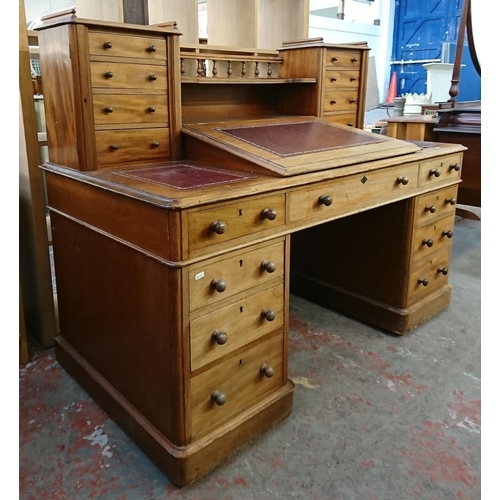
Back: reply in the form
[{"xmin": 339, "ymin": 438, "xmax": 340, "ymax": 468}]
[
  {"xmin": 257, "ymin": 0, "xmax": 309, "ymax": 49},
  {"xmin": 19, "ymin": 0, "xmax": 58, "ymax": 347},
  {"xmin": 207, "ymin": 0, "xmax": 257, "ymax": 47},
  {"xmin": 148, "ymin": 0, "xmax": 198, "ymax": 43},
  {"xmin": 74, "ymin": 0, "xmax": 123, "ymax": 22}
]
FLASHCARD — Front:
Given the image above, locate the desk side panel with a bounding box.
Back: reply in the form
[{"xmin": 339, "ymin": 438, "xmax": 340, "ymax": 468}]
[{"xmin": 50, "ymin": 212, "xmax": 187, "ymax": 445}]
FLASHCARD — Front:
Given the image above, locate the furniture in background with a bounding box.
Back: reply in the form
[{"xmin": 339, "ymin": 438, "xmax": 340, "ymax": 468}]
[
  {"xmin": 433, "ymin": 0, "xmax": 481, "ymax": 208},
  {"xmin": 385, "ymin": 115, "xmax": 438, "ymax": 142},
  {"xmin": 37, "ymin": 14, "xmax": 465, "ymax": 486}
]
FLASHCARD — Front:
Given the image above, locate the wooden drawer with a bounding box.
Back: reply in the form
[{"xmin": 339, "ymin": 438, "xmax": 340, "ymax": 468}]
[
  {"xmin": 289, "ymin": 163, "xmax": 419, "ymax": 223},
  {"xmin": 322, "ymin": 112, "xmax": 357, "ymax": 128},
  {"xmin": 412, "ymin": 214, "xmax": 455, "ymax": 262},
  {"xmin": 188, "ymin": 240, "xmax": 285, "ymax": 312},
  {"xmin": 408, "ymin": 246, "xmax": 451, "ymax": 305},
  {"xmin": 325, "ymin": 49, "xmax": 361, "ymax": 68},
  {"xmin": 324, "ymin": 69, "xmax": 360, "ymax": 90},
  {"xmin": 187, "ymin": 194, "xmax": 285, "ymax": 253},
  {"xmin": 91, "ymin": 62, "xmax": 168, "ymax": 90},
  {"xmin": 95, "ymin": 128, "xmax": 170, "ymax": 166},
  {"xmin": 93, "ymin": 94, "xmax": 169, "ymax": 125},
  {"xmin": 415, "ymin": 185, "xmax": 458, "ymax": 227},
  {"xmin": 190, "ymin": 284, "xmax": 284, "ymax": 371},
  {"xmin": 323, "ymin": 91, "xmax": 359, "ymax": 112},
  {"xmin": 190, "ymin": 333, "xmax": 284, "ymax": 437},
  {"xmin": 418, "ymin": 153, "xmax": 462, "ymax": 187},
  {"xmin": 88, "ymin": 32, "xmax": 167, "ymax": 61}
]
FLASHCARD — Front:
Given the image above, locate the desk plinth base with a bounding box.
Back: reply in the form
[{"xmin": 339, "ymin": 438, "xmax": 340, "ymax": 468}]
[
  {"xmin": 290, "ymin": 271, "xmax": 452, "ymax": 335},
  {"xmin": 54, "ymin": 336, "xmax": 294, "ymax": 487}
]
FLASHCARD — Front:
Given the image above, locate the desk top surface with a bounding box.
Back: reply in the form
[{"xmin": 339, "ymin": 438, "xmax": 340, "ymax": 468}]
[{"xmin": 42, "ymin": 139, "xmax": 466, "ymax": 210}]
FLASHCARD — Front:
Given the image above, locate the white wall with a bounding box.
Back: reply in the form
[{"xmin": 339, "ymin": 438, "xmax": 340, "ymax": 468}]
[{"xmin": 309, "ymin": 0, "xmax": 395, "ymax": 106}]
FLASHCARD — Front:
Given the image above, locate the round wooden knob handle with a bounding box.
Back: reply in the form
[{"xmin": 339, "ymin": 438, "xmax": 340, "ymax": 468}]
[
  {"xmin": 149, "ymin": 74, "xmax": 157, "ymax": 81},
  {"xmin": 330, "ymin": 100, "xmax": 337, "ymax": 105},
  {"xmin": 331, "ymin": 77, "xmax": 337, "ymax": 82},
  {"xmin": 442, "ymin": 230, "xmax": 454, "ymax": 238},
  {"xmin": 445, "ymin": 197, "xmax": 456, "ymax": 205},
  {"xmin": 104, "ymin": 106, "xmax": 113, "ymax": 113},
  {"xmin": 417, "ymin": 278, "xmax": 429, "ymax": 286},
  {"xmin": 261, "ymin": 260, "xmax": 276, "ymax": 273},
  {"xmin": 103, "ymin": 41, "xmax": 112, "ymax": 49},
  {"xmin": 449, "ymin": 163, "xmax": 460, "ymax": 171},
  {"xmin": 350, "ymin": 77, "xmax": 357, "ymax": 81},
  {"xmin": 429, "ymin": 168, "xmax": 441, "ymax": 177},
  {"xmin": 397, "ymin": 176, "xmax": 409, "ymax": 185},
  {"xmin": 211, "ymin": 279, "xmax": 227, "ymax": 293},
  {"xmin": 349, "ymin": 98, "xmax": 356, "ymax": 103},
  {"xmin": 148, "ymin": 106, "xmax": 156, "ymax": 112},
  {"xmin": 261, "ymin": 309, "xmax": 276, "ymax": 322},
  {"xmin": 211, "ymin": 391, "xmax": 226, "ymax": 406},
  {"xmin": 212, "ymin": 330, "xmax": 228, "ymax": 345},
  {"xmin": 347, "ymin": 122, "xmax": 353, "ymax": 127},
  {"xmin": 105, "ymin": 71, "xmax": 113, "ymax": 78},
  {"xmin": 352, "ymin": 58, "xmax": 358, "ymax": 63},
  {"xmin": 262, "ymin": 208, "xmax": 277, "ymax": 220},
  {"xmin": 260, "ymin": 364, "xmax": 275, "ymax": 378},
  {"xmin": 437, "ymin": 267, "xmax": 449, "ymax": 275},
  {"xmin": 422, "ymin": 239, "xmax": 434, "ymax": 248},
  {"xmin": 147, "ymin": 45, "xmax": 157, "ymax": 53},
  {"xmin": 332, "ymin": 57, "xmax": 338, "ymax": 62},
  {"xmin": 319, "ymin": 195, "xmax": 332, "ymax": 206},
  {"xmin": 425, "ymin": 205, "xmax": 436, "ymax": 213},
  {"xmin": 151, "ymin": 141, "xmax": 160, "ymax": 148},
  {"xmin": 211, "ymin": 221, "xmax": 226, "ymax": 234},
  {"xmin": 110, "ymin": 144, "xmax": 119, "ymax": 151}
]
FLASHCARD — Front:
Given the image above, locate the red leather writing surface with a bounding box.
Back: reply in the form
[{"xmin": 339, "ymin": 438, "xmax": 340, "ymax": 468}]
[
  {"xmin": 116, "ymin": 162, "xmax": 255, "ymax": 189},
  {"xmin": 216, "ymin": 120, "xmax": 384, "ymax": 157}
]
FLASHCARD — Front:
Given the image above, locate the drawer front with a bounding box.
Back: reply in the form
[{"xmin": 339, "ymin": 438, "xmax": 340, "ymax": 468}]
[
  {"xmin": 88, "ymin": 32, "xmax": 167, "ymax": 61},
  {"xmin": 415, "ymin": 185, "xmax": 458, "ymax": 227},
  {"xmin": 325, "ymin": 49, "xmax": 361, "ymax": 68},
  {"xmin": 418, "ymin": 153, "xmax": 462, "ymax": 187},
  {"xmin": 190, "ymin": 333, "xmax": 284, "ymax": 437},
  {"xmin": 324, "ymin": 69, "xmax": 360, "ymax": 90},
  {"xmin": 190, "ymin": 284, "xmax": 284, "ymax": 371},
  {"xmin": 289, "ymin": 164, "xmax": 419, "ymax": 223},
  {"xmin": 322, "ymin": 112, "xmax": 357, "ymax": 128},
  {"xmin": 408, "ymin": 247, "xmax": 451, "ymax": 305},
  {"xmin": 412, "ymin": 214, "xmax": 455, "ymax": 262},
  {"xmin": 91, "ymin": 62, "xmax": 168, "ymax": 90},
  {"xmin": 188, "ymin": 194, "xmax": 285, "ymax": 253},
  {"xmin": 188, "ymin": 240, "xmax": 285, "ymax": 312},
  {"xmin": 324, "ymin": 91, "xmax": 359, "ymax": 112},
  {"xmin": 93, "ymin": 94, "xmax": 169, "ymax": 125},
  {"xmin": 95, "ymin": 128, "xmax": 170, "ymax": 166}
]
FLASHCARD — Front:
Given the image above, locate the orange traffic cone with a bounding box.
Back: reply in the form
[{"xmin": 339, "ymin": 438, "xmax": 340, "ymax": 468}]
[{"xmin": 385, "ymin": 71, "xmax": 397, "ymax": 104}]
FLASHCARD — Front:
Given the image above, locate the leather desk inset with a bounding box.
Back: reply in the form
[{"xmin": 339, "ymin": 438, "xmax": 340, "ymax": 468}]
[
  {"xmin": 115, "ymin": 162, "xmax": 255, "ymax": 190},
  {"xmin": 215, "ymin": 120, "xmax": 384, "ymax": 157}
]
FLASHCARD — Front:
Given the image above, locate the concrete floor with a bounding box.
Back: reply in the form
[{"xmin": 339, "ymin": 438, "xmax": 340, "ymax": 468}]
[{"xmin": 19, "ymin": 210, "xmax": 481, "ymax": 499}]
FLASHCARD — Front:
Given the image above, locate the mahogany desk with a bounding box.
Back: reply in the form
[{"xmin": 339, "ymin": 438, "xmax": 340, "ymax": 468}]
[{"xmin": 37, "ymin": 15, "xmax": 466, "ymax": 486}]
